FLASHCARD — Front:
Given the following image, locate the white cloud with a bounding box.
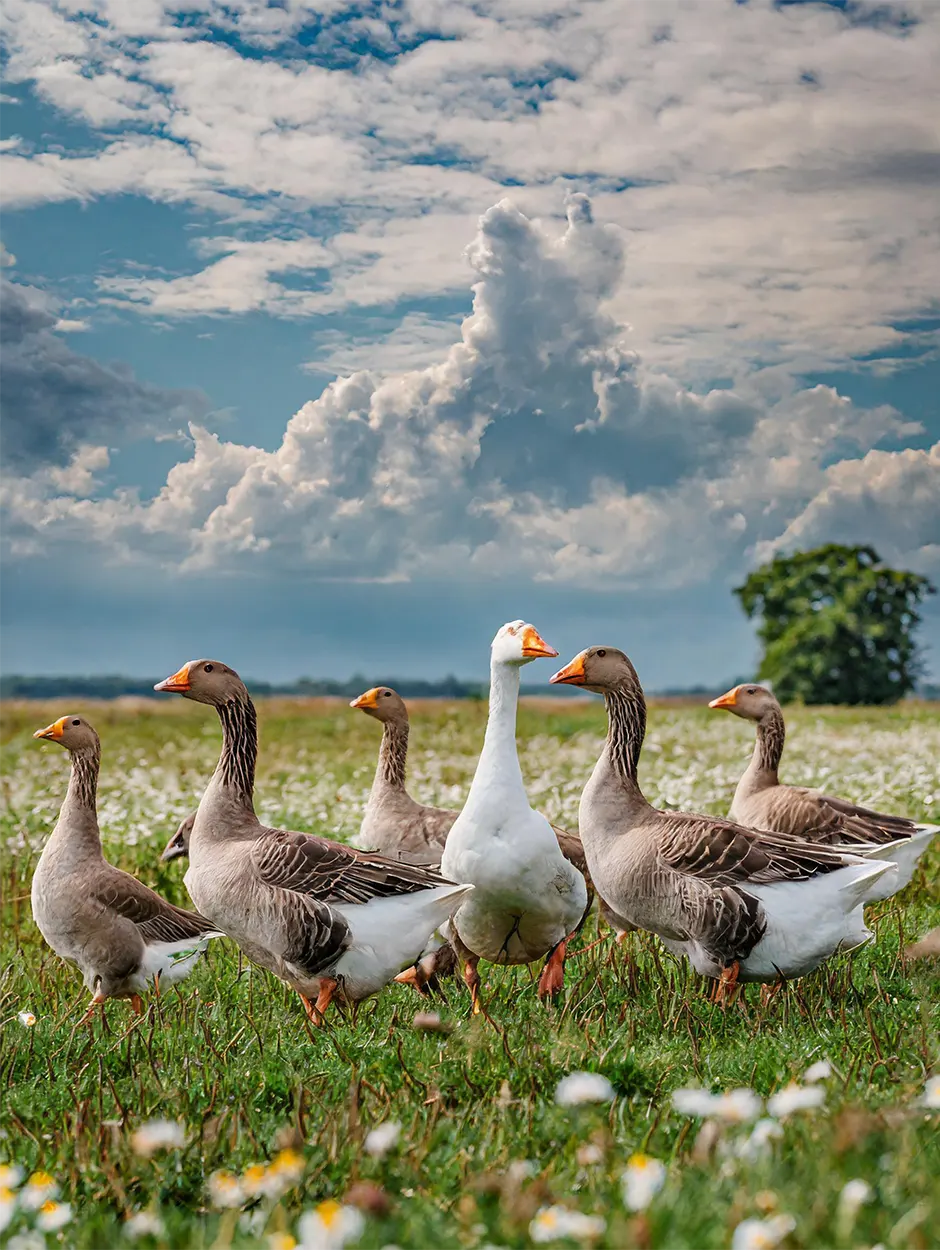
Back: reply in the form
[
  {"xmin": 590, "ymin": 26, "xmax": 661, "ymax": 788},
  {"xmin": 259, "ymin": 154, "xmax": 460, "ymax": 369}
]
[
  {"xmin": 2, "ymin": 195, "xmax": 932, "ymax": 591},
  {"xmin": 2, "ymin": 0, "xmax": 938, "ymax": 377}
]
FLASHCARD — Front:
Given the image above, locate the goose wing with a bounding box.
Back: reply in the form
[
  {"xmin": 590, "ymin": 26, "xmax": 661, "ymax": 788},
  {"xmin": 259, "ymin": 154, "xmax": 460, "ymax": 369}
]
[
  {"xmin": 657, "ymin": 810, "xmax": 852, "ymax": 886},
  {"xmin": 756, "ymin": 785, "xmax": 917, "ymax": 845},
  {"xmin": 93, "ymin": 871, "xmax": 219, "ymax": 943},
  {"xmin": 251, "ymin": 827, "xmax": 451, "ymax": 904}
]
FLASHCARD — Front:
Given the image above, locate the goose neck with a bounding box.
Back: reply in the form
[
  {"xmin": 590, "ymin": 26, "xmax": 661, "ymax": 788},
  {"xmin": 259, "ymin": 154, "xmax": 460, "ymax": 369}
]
[
  {"xmin": 751, "ymin": 708, "xmax": 785, "ymax": 780},
  {"xmin": 377, "ymin": 719, "xmax": 409, "ymax": 792},
  {"xmin": 213, "ymin": 694, "xmax": 258, "ymax": 810},
  {"xmin": 49, "ymin": 745, "xmax": 104, "ymax": 857},
  {"xmin": 603, "ymin": 683, "xmax": 647, "ymax": 794},
  {"xmin": 470, "ymin": 658, "xmax": 524, "ymax": 796}
]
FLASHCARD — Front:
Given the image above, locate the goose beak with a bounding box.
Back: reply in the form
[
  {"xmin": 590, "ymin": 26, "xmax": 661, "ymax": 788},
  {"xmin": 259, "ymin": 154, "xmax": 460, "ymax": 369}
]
[
  {"xmin": 155, "ymin": 664, "xmax": 192, "ymax": 694},
  {"xmin": 521, "ymin": 626, "xmax": 559, "ymax": 659},
  {"xmin": 350, "ymin": 688, "xmax": 379, "ymax": 709},
  {"xmin": 33, "ymin": 717, "xmax": 67, "ymax": 741},
  {"xmin": 160, "ymin": 830, "xmax": 188, "ymax": 862},
  {"xmin": 708, "ymin": 688, "xmax": 738, "ymax": 710},
  {"xmin": 550, "ymin": 653, "xmax": 586, "ymax": 685}
]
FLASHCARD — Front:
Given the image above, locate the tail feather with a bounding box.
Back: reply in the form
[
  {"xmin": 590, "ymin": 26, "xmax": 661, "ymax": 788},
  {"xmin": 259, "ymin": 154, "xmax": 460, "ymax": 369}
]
[{"xmin": 138, "ymin": 933, "xmax": 220, "ymax": 988}]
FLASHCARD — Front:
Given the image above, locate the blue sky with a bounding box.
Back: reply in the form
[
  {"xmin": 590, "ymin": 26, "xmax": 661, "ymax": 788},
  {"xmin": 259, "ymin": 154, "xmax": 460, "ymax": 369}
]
[{"xmin": 1, "ymin": 0, "xmax": 938, "ymax": 686}]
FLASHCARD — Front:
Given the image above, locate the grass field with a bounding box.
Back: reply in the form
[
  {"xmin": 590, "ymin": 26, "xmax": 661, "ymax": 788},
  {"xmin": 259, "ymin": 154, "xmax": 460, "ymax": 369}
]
[{"xmin": 1, "ymin": 697, "xmax": 938, "ymax": 1250}]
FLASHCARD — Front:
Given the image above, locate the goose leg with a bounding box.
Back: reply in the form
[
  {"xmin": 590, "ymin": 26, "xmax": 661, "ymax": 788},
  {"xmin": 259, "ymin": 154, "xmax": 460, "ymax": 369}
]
[
  {"xmin": 313, "ymin": 978, "xmax": 338, "ymax": 1025},
  {"xmin": 714, "ymin": 961, "xmax": 740, "ymax": 1008},
  {"xmin": 537, "ymin": 937, "xmax": 569, "ymax": 1000},
  {"xmin": 394, "ymin": 963, "xmax": 432, "ymax": 996},
  {"xmin": 760, "ymin": 973, "xmax": 786, "ymax": 1008},
  {"xmin": 129, "ymin": 994, "xmax": 144, "ymax": 1015}
]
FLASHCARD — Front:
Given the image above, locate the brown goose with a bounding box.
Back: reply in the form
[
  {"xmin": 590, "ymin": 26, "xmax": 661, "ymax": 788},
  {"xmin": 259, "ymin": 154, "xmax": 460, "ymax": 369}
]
[
  {"xmin": 349, "ymin": 687, "xmax": 457, "ymax": 865},
  {"xmin": 31, "ymin": 716, "xmax": 220, "ymax": 1021},
  {"xmin": 153, "ymin": 660, "xmax": 472, "ymax": 1023},
  {"xmin": 551, "ymin": 648, "xmax": 893, "ymax": 1000},
  {"xmin": 709, "ymin": 683, "xmax": 937, "ymax": 896}
]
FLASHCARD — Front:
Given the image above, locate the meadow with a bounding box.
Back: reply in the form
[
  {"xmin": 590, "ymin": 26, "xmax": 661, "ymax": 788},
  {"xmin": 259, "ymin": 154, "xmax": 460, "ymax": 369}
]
[{"xmin": 1, "ymin": 696, "xmax": 938, "ymax": 1250}]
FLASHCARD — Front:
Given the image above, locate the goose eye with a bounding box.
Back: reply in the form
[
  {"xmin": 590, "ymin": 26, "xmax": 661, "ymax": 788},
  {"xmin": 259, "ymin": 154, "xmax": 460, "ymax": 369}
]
[
  {"xmin": 747, "ymin": 687, "xmax": 756, "ymax": 694},
  {"xmin": 204, "ymin": 664, "xmax": 214, "ymax": 673},
  {"xmin": 72, "ymin": 719, "xmax": 81, "ymax": 726},
  {"xmin": 383, "ymin": 691, "xmax": 391, "ymax": 697},
  {"xmin": 596, "ymin": 649, "xmax": 606, "ymax": 658}
]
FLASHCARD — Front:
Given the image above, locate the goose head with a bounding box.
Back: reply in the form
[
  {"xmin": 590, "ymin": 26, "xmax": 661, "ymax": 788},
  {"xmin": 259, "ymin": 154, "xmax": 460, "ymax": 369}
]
[
  {"xmin": 33, "ymin": 714, "xmax": 100, "ymax": 752},
  {"xmin": 550, "ymin": 646, "xmax": 638, "ymax": 694},
  {"xmin": 154, "ymin": 659, "xmax": 246, "ymax": 705},
  {"xmin": 161, "ymin": 812, "xmax": 194, "ymax": 862},
  {"xmin": 708, "ymin": 683, "xmax": 778, "ymax": 722},
  {"xmin": 490, "ymin": 620, "xmax": 558, "ymax": 667},
  {"xmin": 350, "ymin": 686, "xmax": 408, "ymax": 724}
]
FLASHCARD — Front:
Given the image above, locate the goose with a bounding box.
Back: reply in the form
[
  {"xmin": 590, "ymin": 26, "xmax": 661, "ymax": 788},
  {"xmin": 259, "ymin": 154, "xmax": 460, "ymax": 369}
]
[
  {"xmin": 709, "ymin": 683, "xmax": 937, "ymax": 897},
  {"xmin": 438, "ymin": 621, "xmax": 590, "ymax": 1013},
  {"xmin": 153, "ymin": 660, "xmax": 473, "ymax": 1023},
  {"xmin": 31, "ymin": 716, "xmax": 220, "ymax": 1021},
  {"xmin": 550, "ymin": 648, "xmax": 894, "ymax": 1001},
  {"xmin": 349, "ymin": 687, "xmax": 458, "ymax": 865}
]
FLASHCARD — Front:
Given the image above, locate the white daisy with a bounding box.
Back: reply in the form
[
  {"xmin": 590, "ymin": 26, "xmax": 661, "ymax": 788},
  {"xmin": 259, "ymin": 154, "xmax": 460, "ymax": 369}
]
[{"xmin": 554, "ymin": 1073, "xmax": 615, "ymax": 1107}]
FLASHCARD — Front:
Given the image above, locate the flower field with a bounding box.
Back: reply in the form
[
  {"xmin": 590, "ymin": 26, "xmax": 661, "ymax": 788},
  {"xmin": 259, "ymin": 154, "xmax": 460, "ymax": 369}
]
[{"xmin": 1, "ymin": 696, "xmax": 938, "ymax": 1249}]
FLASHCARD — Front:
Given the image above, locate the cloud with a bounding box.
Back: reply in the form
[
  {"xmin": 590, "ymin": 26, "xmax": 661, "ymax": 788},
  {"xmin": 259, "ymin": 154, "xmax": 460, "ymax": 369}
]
[
  {"xmin": 0, "ymin": 273, "xmax": 208, "ymax": 469},
  {"xmin": 2, "ymin": 195, "xmax": 931, "ymax": 591},
  {"xmin": 2, "ymin": 1, "xmax": 939, "ymax": 379}
]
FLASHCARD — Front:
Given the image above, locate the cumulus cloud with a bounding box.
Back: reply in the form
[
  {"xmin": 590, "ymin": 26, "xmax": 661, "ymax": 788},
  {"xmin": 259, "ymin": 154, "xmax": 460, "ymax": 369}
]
[
  {"xmin": 0, "ymin": 273, "xmax": 207, "ymax": 469},
  {"xmin": 2, "ymin": 0, "xmax": 939, "ymax": 377},
  {"xmin": 2, "ymin": 196, "xmax": 932, "ymax": 590}
]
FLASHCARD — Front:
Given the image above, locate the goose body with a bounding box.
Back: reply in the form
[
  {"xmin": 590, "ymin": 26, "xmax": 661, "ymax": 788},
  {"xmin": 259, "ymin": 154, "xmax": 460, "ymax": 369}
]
[
  {"xmin": 551, "ymin": 649, "xmax": 894, "ymax": 992},
  {"xmin": 154, "ymin": 660, "xmax": 472, "ymax": 1018},
  {"xmin": 709, "ymin": 684, "xmax": 937, "ymax": 898},
  {"xmin": 439, "ymin": 622, "xmax": 589, "ymax": 1005},
  {"xmin": 31, "ymin": 716, "xmax": 219, "ymax": 1017}
]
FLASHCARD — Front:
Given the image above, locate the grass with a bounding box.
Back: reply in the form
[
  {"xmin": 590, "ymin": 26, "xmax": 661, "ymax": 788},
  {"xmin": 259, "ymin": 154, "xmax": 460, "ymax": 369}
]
[{"xmin": 1, "ymin": 696, "xmax": 938, "ymax": 1249}]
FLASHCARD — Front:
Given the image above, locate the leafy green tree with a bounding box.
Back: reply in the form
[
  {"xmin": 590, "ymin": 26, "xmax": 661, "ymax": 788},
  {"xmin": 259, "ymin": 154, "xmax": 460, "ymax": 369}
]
[{"xmin": 734, "ymin": 544, "xmax": 936, "ymax": 705}]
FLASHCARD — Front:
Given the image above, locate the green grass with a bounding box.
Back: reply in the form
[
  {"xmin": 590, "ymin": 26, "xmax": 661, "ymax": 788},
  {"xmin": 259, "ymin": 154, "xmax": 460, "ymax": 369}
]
[{"xmin": 1, "ymin": 697, "xmax": 938, "ymax": 1249}]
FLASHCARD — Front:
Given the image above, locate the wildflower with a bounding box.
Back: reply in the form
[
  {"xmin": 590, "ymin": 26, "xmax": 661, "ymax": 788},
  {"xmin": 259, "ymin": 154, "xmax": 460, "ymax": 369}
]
[
  {"xmin": 0, "ymin": 1187, "xmax": 16, "ymax": 1235},
  {"xmin": 125, "ymin": 1211, "xmax": 165, "ymax": 1239},
  {"xmin": 767, "ymin": 1083, "xmax": 825, "ymax": 1118},
  {"xmin": 576, "ymin": 1143, "xmax": 604, "ymax": 1166},
  {"xmin": 621, "ymin": 1154, "xmax": 666, "ymax": 1212},
  {"xmin": 36, "ymin": 1200, "xmax": 72, "ymax": 1232},
  {"xmin": 296, "ymin": 1200, "xmax": 365, "ymax": 1250},
  {"xmin": 207, "ymin": 1170, "xmax": 245, "ymax": 1209},
  {"xmin": 530, "ymin": 1206, "xmax": 606, "ymax": 1243},
  {"xmin": 130, "ymin": 1119, "xmax": 186, "ymax": 1156},
  {"xmin": 672, "ymin": 1087, "xmax": 762, "ymax": 1123},
  {"xmin": 732, "ymin": 1119, "xmax": 784, "ymax": 1162},
  {"xmin": 836, "ymin": 1179, "xmax": 872, "ymax": 1235},
  {"xmin": 268, "ymin": 1235, "xmax": 298, "ymax": 1250},
  {"xmin": 803, "ymin": 1060, "xmax": 831, "ymax": 1084},
  {"xmin": 730, "ymin": 1214, "xmax": 795, "ymax": 1250},
  {"xmin": 921, "ymin": 1076, "xmax": 940, "ymax": 1109},
  {"xmin": 19, "ymin": 1172, "xmax": 57, "ymax": 1211},
  {"xmin": 269, "ymin": 1149, "xmax": 306, "ymax": 1189},
  {"xmin": 242, "ymin": 1164, "xmax": 275, "ymax": 1199},
  {"xmin": 17, "ymin": 1013, "xmax": 36, "ymax": 1028},
  {"xmin": 554, "ymin": 1072, "xmax": 615, "ymax": 1107},
  {"xmin": 363, "ymin": 1121, "xmax": 401, "ymax": 1159},
  {"xmin": 0, "ymin": 1166, "xmax": 23, "ymax": 1190},
  {"xmin": 6, "ymin": 1234, "xmax": 45, "ymax": 1250}
]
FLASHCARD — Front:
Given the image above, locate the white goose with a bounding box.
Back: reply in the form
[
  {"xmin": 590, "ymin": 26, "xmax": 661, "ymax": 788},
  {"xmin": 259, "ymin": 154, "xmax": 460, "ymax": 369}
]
[{"xmin": 439, "ymin": 621, "xmax": 589, "ymax": 1013}]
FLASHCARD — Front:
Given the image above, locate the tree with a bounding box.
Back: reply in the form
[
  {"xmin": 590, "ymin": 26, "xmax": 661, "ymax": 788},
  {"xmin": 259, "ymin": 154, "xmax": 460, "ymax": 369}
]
[{"xmin": 733, "ymin": 544, "xmax": 936, "ymax": 705}]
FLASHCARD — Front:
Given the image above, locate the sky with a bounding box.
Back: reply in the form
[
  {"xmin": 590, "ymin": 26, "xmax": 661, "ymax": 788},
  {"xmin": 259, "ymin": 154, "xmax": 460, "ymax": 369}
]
[{"xmin": 1, "ymin": 0, "xmax": 939, "ymax": 688}]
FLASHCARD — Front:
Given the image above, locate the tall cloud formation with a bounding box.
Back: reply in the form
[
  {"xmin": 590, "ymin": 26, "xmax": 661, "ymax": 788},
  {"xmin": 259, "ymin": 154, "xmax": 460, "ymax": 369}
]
[
  {"xmin": 0, "ymin": 274, "xmax": 206, "ymax": 469},
  {"xmin": 2, "ymin": 196, "xmax": 936, "ymax": 585}
]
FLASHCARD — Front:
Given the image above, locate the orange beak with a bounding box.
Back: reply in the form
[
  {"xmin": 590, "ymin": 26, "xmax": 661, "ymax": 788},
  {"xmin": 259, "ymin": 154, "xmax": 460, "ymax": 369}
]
[
  {"xmin": 154, "ymin": 664, "xmax": 192, "ymax": 694},
  {"xmin": 350, "ymin": 688, "xmax": 380, "ymax": 710},
  {"xmin": 33, "ymin": 717, "xmax": 67, "ymax": 741},
  {"xmin": 708, "ymin": 687, "xmax": 739, "ymax": 711},
  {"xmin": 550, "ymin": 653, "xmax": 587, "ymax": 686},
  {"xmin": 521, "ymin": 626, "xmax": 559, "ymax": 660}
]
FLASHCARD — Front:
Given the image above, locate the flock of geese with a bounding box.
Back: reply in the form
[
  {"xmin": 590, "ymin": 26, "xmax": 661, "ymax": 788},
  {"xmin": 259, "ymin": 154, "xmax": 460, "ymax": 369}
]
[{"xmin": 29, "ymin": 621, "xmax": 937, "ymax": 1026}]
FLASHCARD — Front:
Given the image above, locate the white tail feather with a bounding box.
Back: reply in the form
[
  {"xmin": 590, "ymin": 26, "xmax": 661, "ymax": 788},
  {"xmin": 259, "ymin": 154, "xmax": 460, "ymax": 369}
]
[
  {"xmin": 335, "ymin": 884, "xmax": 472, "ymax": 998},
  {"xmin": 134, "ymin": 934, "xmax": 218, "ymax": 990}
]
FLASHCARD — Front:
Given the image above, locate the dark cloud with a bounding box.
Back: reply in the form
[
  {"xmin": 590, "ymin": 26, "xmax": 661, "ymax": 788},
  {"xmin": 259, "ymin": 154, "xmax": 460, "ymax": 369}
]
[{"xmin": 0, "ymin": 275, "xmax": 208, "ymax": 469}]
